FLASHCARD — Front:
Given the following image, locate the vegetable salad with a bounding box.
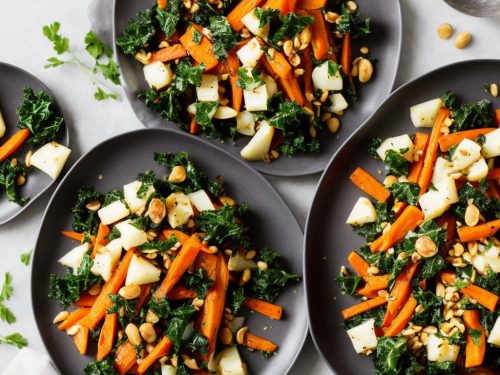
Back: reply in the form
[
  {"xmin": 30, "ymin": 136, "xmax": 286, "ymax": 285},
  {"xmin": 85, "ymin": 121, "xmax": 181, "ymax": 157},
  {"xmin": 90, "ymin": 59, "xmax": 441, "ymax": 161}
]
[
  {"xmin": 117, "ymin": 0, "xmax": 373, "ymax": 162},
  {"xmin": 49, "ymin": 151, "xmax": 300, "ymax": 375},
  {"xmin": 337, "ymin": 91, "xmax": 500, "ymax": 374}
]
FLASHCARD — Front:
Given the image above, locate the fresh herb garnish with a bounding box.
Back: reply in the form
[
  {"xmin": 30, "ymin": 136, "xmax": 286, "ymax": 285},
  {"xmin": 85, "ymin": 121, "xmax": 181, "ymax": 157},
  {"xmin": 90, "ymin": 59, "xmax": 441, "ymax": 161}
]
[
  {"xmin": 71, "ymin": 187, "xmax": 104, "ymax": 234},
  {"xmin": 84, "ymin": 356, "xmax": 118, "ymax": 375},
  {"xmin": 335, "ymin": 271, "xmax": 362, "ymax": 295},
  {"xmin": 0, "ymin": 333, "xmax": 27, "ymax": 349},
  {"xmin": 183, "ymin": 268, "xmax": 214, "ymax": 299},
  {"xmin": 0, "ymin": 273, "xmax": 15, "ymax": 324},
  {"xmin": 20, "ymin": 250, "xmax": 32, "ymax": 266},
  {"xmin": 0, "ymin": 159, "xmax": 29, "ymax": 206}
]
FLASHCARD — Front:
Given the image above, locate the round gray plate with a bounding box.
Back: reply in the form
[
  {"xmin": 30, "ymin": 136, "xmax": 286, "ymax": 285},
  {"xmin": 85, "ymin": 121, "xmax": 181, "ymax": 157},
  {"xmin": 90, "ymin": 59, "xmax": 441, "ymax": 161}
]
[
  {"xmin": 305, "ymin": 59, "xmax": 500, "ymax": 374},
  {"xmin": 113, "ymin": 0, "xmax": 402, "ymax": 176},
  {"xmin": 0, "ymin": 62, "xmax": 69, "ymax": 225},
  {"xmin": 31, "ymin": 128, "xmax": 307, "ymax": 375}
]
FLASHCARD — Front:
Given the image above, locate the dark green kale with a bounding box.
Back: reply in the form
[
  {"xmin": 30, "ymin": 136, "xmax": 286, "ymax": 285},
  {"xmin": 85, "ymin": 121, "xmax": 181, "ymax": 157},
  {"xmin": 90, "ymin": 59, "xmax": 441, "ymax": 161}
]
[
  {"xmin": 374, "ymin": 337, "xmax": 423, "ymax": 375},
  {"xmin": 336, "ymin": 4, "xmax": 371, "ymax": 39},
  {"xmin": 258, "ymin": 247, "xmax": 281, "ymax": 266},
  {"xmin": 16, "ymin": 87, "xmax": 64, "ymax": 146},
  {"xmin": 335, "ymin": 271, "xmax": 362, "ymax": 295},
  {"xmin": 173, "ymin": 59, "xmax": 205, "ymax": 91},
  {"xmin": 237, "ymin": 68, "xmax": 266, "ymax": 91},
  {"xmin": 368, "ymin": 138, "xmax": 382, "ymax": 159},
  {"xmin": 411, "ymin": 287, "xmax": 442, "ymax": 326},
  {"xmin": 387, "ymin": 258, "xmax": 409, "ymax": 290},
  {"xmin": 454, "ymin": 182, "xmax": 500, "ymax": 222},
  {"xmin": 116, "ymin": 9, "xmax": 156, "ymax": 55},
  {"xmin": 475, "ymin": 269, "xmax": 500, "ymax": 295},
  {"xmin": 383, "ymin": 149, "xmax": 410, "ymax": 177},
  {"xmin": 194, "ymin": 101, "xmax": 221, "ymax": 139},
  {"xmin": 418, "ymin": 255, "xmax": 445, "ymax": 280},
  {"xmin": 156, "ymin": 0, "xmax": 181, "ymax": 38},
  {"xmin": 209, "ymin": 16, "xmax": 241, "ymax": 60},
  {"xmin": 426, "ymin": 361, "xmax": 455, "ymax": 375},
  {"xmin": 149, "ymin": 296, "xmax": 171, "ymax": 319},
  {"xmin": 360, "ymin": 245, "xmax": 397, "ymax": 276},
  {"xmin": 166, "ymin": 304, "xmax": 196, "ymax": 352},
  {"xmin": 343, "ymin": 306, "xmax": 385, "ymax": 330},
  {"xmin": 254, "ymin": 8, "xmax": 280, "ymax": 28},
  {"xmin": 136, "ymin": 170, "xmax": 157, "ymax": 199},
  {"xmin": 71, "ymin": 186, "xmax": 105, "ymax": 234},
  {"xmin": 183, "ymin": 268, "xmax": 214, "ymax": 298},
  {"xmin": 84, "ymin": 356, "xmax": 118, "ymax": 375},
  {"xmin": 0, "ymin": 160, "xmax": 29, "ymax": 206},
  {"xmin": 107, "ymin": 227, "xmax": 121, "ymax": 241},
  {"xmin": 140, "ymin": 236, "xmax": 179, "ymax": 254},
  {"xmin": 231, "ymin": 287, "xmax": 245, "ymax": 315},
  {"xmin": 468, "ymin": 328, "xmax": 483, "ymax": 347},
  {"xmin": 352, "ymin": 202, "xmax": 395, "ymax": 242},
  {"xmin": 389, "ymin": 182, "xmax": 421, "ymax": 206},
  {"xmin": 141, "ymin": 87, "xmax": 185, "ymax": 125},
  {"xmin": 107, "ymin": 294, "xmax": 138, "ymax": 328},
  {"xmin": 103, "ymin": 189, "xmax": 124, "ymax": 206},
  {"xmin": 440, "ymin": 90, "xmax": 457, "ymax": 108},
  {"xmin": 271, "ymin": 13, "xmax": 314, "ymax": 46},
  {"xmin": 440, "ymin": 90, "xmax": 492, "ymax": 132},
  {"xmin": 191, "ymin": 0, "xmax": 218, "ymax": 26},
  {"xmin": 183, "ymin": 330, "xmax": 209, "ymax": 355},
  {"xmin": 49, "ymin": 253, "xmax": 101, "ymax": 307}
]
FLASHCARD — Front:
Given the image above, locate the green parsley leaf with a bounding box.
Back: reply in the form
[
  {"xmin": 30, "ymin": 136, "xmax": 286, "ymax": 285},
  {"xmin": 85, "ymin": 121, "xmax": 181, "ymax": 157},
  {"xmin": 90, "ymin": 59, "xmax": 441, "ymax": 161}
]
[
  {"xmin": 44, "ymin": 57, "xmax": 65, "ymax": 69},
  {"xmin": 0, "ymin": 333, "xmax": 27, "ymax": 348},
  {"xmin": 1, "ymin": 273, "xmax": 13, "ymax": 302},
  {"xmin": 95, "ymin": 59, "xmax": 121, "ymax": 85},
  {"xmin": 42, "ymin": 21, "xmax": 69, "ymax": 54},
  {"xmin": 20, "ymin": 250, "xmax": 32, "ymax": 266},
  {"xmin": 84, "ymin": 31, "xmax": 112, "ymax": 59},
  {"xmin": 183, "ymin": 269, "xmax": 214, "ymax": 298},
  {"xmin": 192, "ymin": 29, "xmax": 203, "ymax": 45},
  {"xmin": 0, "ymin": 305, "xmax": 16, "ymax": 324},
  {"xmin": 94, "ymin": 87, "xmax": 119, "ymax": 101},
  {"xmin": 237, "ymin": 68, "xmax": 266, "ymax": 91},
  {"xmin": 327, "ymin": 60, "xmax": 340, "ymax": 77}
]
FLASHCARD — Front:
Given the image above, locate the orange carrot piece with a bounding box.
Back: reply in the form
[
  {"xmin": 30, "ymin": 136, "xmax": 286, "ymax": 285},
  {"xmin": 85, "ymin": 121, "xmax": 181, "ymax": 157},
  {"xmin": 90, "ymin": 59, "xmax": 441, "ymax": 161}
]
[
  {"xmin": 417, "ymin": 108, "xmax": 451, "ymax": 193},
  {"xmin": 138, "ymin": 337, "xmax": 173, "ymax": 374},
  {"xmin": 457, "ymin": 219, "xmax": 500, "ymax": 242},
  {"xmin": 114, "ymin": 342, "xmax": 137, "ymax": 375},
  {"xmin": 73, "ymin": 326, "xmax": 89, "ymax": 355},
  {"xmin": 463, "ymin": 310, "xmax": 486, "ymax": 368},
  {"xmin": 163, "ymin": 229, "xmax": 190, "ymax": 244},
  {"xmin": 495, "ymin": 109, "xmax": 500, "ymax": 126},
  {"xmin": 256, "ymin": 38, "xmax": 292, "ymax": 80},
  {"xmin": 199, "ymin": 253, "xmax": 229, "ymax": 359},
  {"xmin": 382, "ymin": 262, "xmax": 420, "ymax": 327},
  {"xmin": 371, "ymin": 206, "xmax": 424, "ymax": 252},
  {"xmin": 167, "ymin": 285, "xmax": 197, "ymax": 300},
  {"xmin": 135, "ymin": 284, "xmax": 153, "ymax": 315},
  {"xmin": 155, "ymin": 234, "xmax": 203, "ymax": 299},
  {"xmin": 349, "ymin": 167, "xmax": 391, "ymax": 203},
  {"xmin": 195, "ymin": 252, "xmax": 219, "ymax": 281},
  {"xmin": 487, "ymin": 168, "xmax": 500, "ymax": 180},
  {"xmin": 243, "ymin": 297, "xmax": 283, "ymax": 320},
  {"xmin": 243, "ymin": 332, "xmax": 278, "ymax": 352},
  {"xmin": 297, "ymin": 0, "xmax": 327, "ymax": 9},
  {"xmin": 309, "ymin": 9, "xmax": 330, "ymax": 60},
  {"xmin": 227, "ymin": 0, "xmax": 265, "ymax": 31},
  {"xmin": 438, "ymin": 128, "xmax": 495, "ymax": 152},
  {"xmin": 180, "ymin": 25, "xmax": 218, "ymax": 71},
  {"xmin": 341, "ymin": 33, "xmax": 352, "ymax": 77},
  {"xmin": 264, "ymin": 0, "xmax": 288, "ymax": 13},
  {"xmin": 487, "ymin": 182, "xmax": 500, "ymax": 200},
  {"xmin": 80, "ymin": 248, "xmax": 137, "ymax": 329},
  {"xmin": 436, "ymin": 214, "xmax": 456, "ymax": 243},
  {"xmin": 278, "ymin": 76, "xmax": 305, "ymax": 106},
  {"xmin": 356, "ymin": 286, "xmax": 380, "ymax": 299},
  {"xmin": 363, "ymin": 275, "xmax": 390, "ymax": 291},
  {"xmin": 157, "ymin": 0, "xmax": 167, "ymax": 9},
  {"xmin": 384, "ymin": 295, "xmax": 417, "ymax": 337},
  {"xmin": 440, "ymin": 270, "xmax": 456, "ymax": 284},
  {"xmin": 287, "ymin": 0, "xmax": 298, "ymax": 11},
  {"xmin": 58, "ymin": 308, "xmax": 91, "ymax": 330},
  {"xmin": 97, "ymin": 313, "xmax": 118, "ymax": 361},
  {"xmin": 341, "ymin": 296, "xmax": 387, "ymax": 320},
  {"xmin": 227, "ymin": 50, "xmax": 243, "ymax": 112},
  {"xmin": 73, "ymin": 293, "xmax": 98, "ymax": 307},
  {"xmin": 61, "ymin": 231, "xmax": 85, "ymax": 242},
  {"xmin": 150, "ymin": 44, "xmax": 188, "ymax": 63},
  {"xmin": 189, "ymin": 117, "xmax": 201, "ymax": 134},
  {"xmin": 0, "ymin": 128, "xmax": 30, "ymax": 163},
  {"xmin": 461, "ymin": 285, "xmax": 499, "ymax": 312},
  {"xmin": 347, "ymin": 251, "xmax": 370, "ymax": 278},
  {"xmin": 91, "ymin": 222, "xmax": 110, "ymax": 258}
]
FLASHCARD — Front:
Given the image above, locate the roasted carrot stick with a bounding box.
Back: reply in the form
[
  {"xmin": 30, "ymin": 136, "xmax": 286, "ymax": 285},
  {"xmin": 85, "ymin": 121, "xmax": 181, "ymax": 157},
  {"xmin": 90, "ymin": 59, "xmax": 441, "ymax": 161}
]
[
  {"xmin": 363, "ymin": 275, "xmax": 390, "ymax": 291},
  {"xmin": 257, "ymin": 39, "xmax": 292, "ymax": 80},
  {"xmin": 296, "ymin": 0, "xmax": 327, "ymax": 9},
  {"xmin": 61, "ymin": 231, "xmax": 85, "ymax": 242},
  {"xmin": 457, "ymin": 219, "xmax": 500, "ymax": 242},
  {"xmin": 371, "ymin": 206, "xmax": 424, "ymax": 252},
  {"xmin": 487, "ymin": 168, "xmax": 500, "ymax": 180},
  {"xmin": 58, "ymin": 308, "xmax": 90, "ymax": 330},
  {"xmin": 461, "ymin": 285, "xmax": 499, "ymax": 312},
  {"xmin": 227, "ymin": 50, "xmax": 243, "ymax": 112},
  {"xmin": 341, "ymin": 33, "xmax": 352, "ymax": 77},
  {"xmin": 438, "ymin": 128, "xmax": 495, "ymax": 152},
  {"xmin": 135, "ymin": 283, "xmax": 153, "ymax": 315},
  {"xmin": 384, "ymin": 295, "xmax": 417, "ymax": 337},
  {"xmin": 73, "ymin": 293, "xmax": 98, "ymax": 307},
  {"xmin": 278, "ymin": 75, "xmax": 305, "ymax": 106},
  {"xmin": 243, "ymin": 332, "xmax": 278, "ymax": 352},
  {"xmin": 382, "ymin": 262, "xmax": 420, "ymax": 327},
  {"xmin": 97, "ymin": 313, "xmax": 118, "ymax": 361},
  {"xmin": 80, "ymin": 248, "xmax": 137, "ymax": 329},
  {"xmin": 436, "ymin": 214, "xmax": 456, "ymax": 243},
  {"xmin": 138, "ymin": 337, "xmax": 173, "ymax": 374},
  {"xmin": 243, "ymin": 298, "xmax": 283, "ymax": 320},
  {"xmin": 495, "ymin": 109, "xmax": 500, "ymax": 126},
  {"xmin": 349, "ymin": 167, "xmax": 391, "ymax": 202},
  {"xmin": 157, "ymin": 0, "xmax": 167, "ymax": 9},
  {"xmin": 155, "ymin": 234, "xmax": 203, "ymax": 299},
  {"xmin": 440, "ymin": 269, "xmax": 457, "ymax": 284},
  {"xmin": 341, "ymin": 296, "xmax": 387, "ymax": 320},
  {"xmin": 463, "ymin": 310, "xmax": 486, "ymax": 368},
  {"xmin": 356, "ymin": 286, "xmax": 380, "ymax": 299},
  {"xmin": 190, "ymin": 117, "xmax": 200, "ymax": 135},
  {"xmin": 150, "ymin": 44, "xmax": 188, "ymax": 63},
  {"xmin": 167, "ymin": 285, "xmax": 197, "ymax": 300},
  {"xmin": 195, "ymin": 252, "xmax": 219, "ymax": 281},
  {"xmin": 264, "ymin": 0, "xmax": 288, "ymax": 13},
  {"xmin": 163, "ymin": 229, "xmax": 190, "ymax": 244},
  {"xmin": 73, "ymin": 326, "xmax": 89, "ymax": 355},
  {"xmin": 227, "ymin": 0, "xmax": 265, "ymax": 31},
  {"xmin": 309, "ymin": 9, "xmax": 329, "ymax": 60},
  {"xmin": 114, "ymin": 342, "xmax": 137, "ymax": 375},
  {"xmin": 91, "ymin": 222, "xmax": 110, "ymax": 258},
  {"xmin": 0, "ymin": 128, "xmax": 30, "ymax": 163},
  {"xmin": 180, "ymin": 25, "xmax": 218, "ymax": 71},
  {"xmin": 347, "ymin": 251, "xmax": 370, "ymax": 277},
  {"xmin": 417, "ymin": 108, "xmax": 451, "ymax": 193}
]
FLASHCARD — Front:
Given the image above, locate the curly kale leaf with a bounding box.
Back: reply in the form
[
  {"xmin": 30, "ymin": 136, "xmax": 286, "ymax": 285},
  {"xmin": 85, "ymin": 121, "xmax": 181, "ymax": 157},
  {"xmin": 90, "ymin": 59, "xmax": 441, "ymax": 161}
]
[
  {"xmin": 389, "ymin": 182, "xmax": 420, "ymax": 206},
  {"xmin": 183, "ymin": 268, "xmax": 214, "ymax": 298},
  {"xmin": 156, "ymin": 0, "xmax": 181, "ymax": 38},
  {"xmin": 336, "ymin": 4, "xmax": 371, "ymax": 39},
  {"xmin": 116, "ymin": 9, "xmax": 156, "ymax": 55},
  {"xmin": 209, "ymin": 16, "xmax": 240, "ymax": 60},
  {"xmin": 440, "ymin": 90, "xmax": 492, "ymax": 132},
  {"xmin": 71, "ymin": 187, "xmax": 104, "ymax": 234},
  {"xmin": 383, "ymin": 149, "xmax": 410, "ymax": 177},
  {"xmin": 84, "ymin": 356, "xmax": 118, "ymax": 375},
  {"xmin": 412, "ymin": 287, "xmax": 442, "ymax": 326},
  {"xmin": 352, "ymin": 202, "xmax": 395, "ymax": 242},
  {"xmin": 336, "ymin": 271, "xmax": 362, "ymax": 295},
  {"xmin": 0, "ymin": 160, "xmax": 29, "ymax": 206}
]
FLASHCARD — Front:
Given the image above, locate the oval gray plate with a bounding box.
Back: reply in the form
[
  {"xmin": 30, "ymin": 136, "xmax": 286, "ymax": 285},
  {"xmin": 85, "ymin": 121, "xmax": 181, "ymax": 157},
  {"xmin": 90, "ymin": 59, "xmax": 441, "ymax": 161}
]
[
  {"xmin": 113, "ymin": 0, "xmax": 402, "ymax": 177},
  {"xmin": 0, "ymin": 62, "xmax": 69, "ymax": 225},
  {"xmin": 305, "ymin": 59, "xmax": 500, "ymax": 374},
  {"xmin": 31, "ymin": 128, "xmax": 307, "ymax": 375}
]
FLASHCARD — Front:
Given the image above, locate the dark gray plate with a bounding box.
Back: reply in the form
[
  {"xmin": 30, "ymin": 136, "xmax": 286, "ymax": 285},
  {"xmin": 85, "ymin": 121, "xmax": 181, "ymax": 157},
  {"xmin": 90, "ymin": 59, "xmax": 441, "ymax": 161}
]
[
  {"xmin": 31, "ymin": 128, "xmax": 307, "ymax": 375},
  {"xmin": 113, "ymin": 0, "xmax": 402, "ymax": 176},
  {"xmin": 0, "ymin": 62, "xmax": 69, "ymax": 225},
  {"xmin": 305, "ymin": 59, "xmax": 500, "ymax": 374}
]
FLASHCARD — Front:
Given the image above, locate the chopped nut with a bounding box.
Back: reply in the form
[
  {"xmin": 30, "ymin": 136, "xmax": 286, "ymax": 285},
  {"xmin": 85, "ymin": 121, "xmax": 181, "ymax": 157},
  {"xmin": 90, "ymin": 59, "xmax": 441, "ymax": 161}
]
[
  {"xmin": 358, "ymin": 59, "xmax": 373, "ymax": 83},
  {"xmin": 219, "ymin": 327, "xmax": 233, "ymax": 346},
  {"xmin": 257, "ymin": 261, "xmax": 268, "ymax": 270},
  {"xmin": 67, "ymin": 325, "xmax": 81, "ymax": 336},
  {"xmin": 139, "ymin": 323, "xmax": 157, "ymax": 343},
  {"xmin": 53, "ymin": 311, "xmax": 69, "ymax": 324},
  {"xmin": 326, "ymin": 117, "xmax": 340, "ymax": 133},
  {"xmin": 367, "ymin": 266, "xmax": 379, "ymax": 275},
  {"xmin": 289, "ymin": 53, "xmax": 301, "ymax": 67},
  {"xmin": 454, "ymin": 31, "xmax": 472, "ymax": 49},
  {"xmin": 126, "ymin": 323, "xmax": 142, "ymax": 346},
  {"xmin": 146, "ymin": 310, "xmax": 160, "ymax": 324},
  {"xmin": 360, "ymin": 46, "xmax": 369, "ymax": 54},
  {"xmin": 490, "ymin": 83, "xmax": 499, "ymax": 97},
  {"xmin": 453, "ymin": 243, "xmax": 465, "ymax": 257},
  {"xmin": 236, "ymin": 326, "xmax": 249, "ymax": 345},
  {"xmin": 88, "ymin": 283, "xmax": 102, "ymax": 296},
  {"xmin": 239, "ymin": 268, "xmax": 251, "ymax": 285},
  {"xmin": 25, "ymin": 150, "xmax": 32, "ymax": 167},
  {"xmin": 464, "ymin": 204, "xmax": 480, "ymax": 227},
  {"xmin": 85, "ymin": 200, "xmax": 102, "ymax": 211},
  {"xmin": 148, "ymin": 198, "xmax": 167, "ymax": 225},
  {"xmin": 383, "ymin": 175, "xmax": 398, "ymax": 187},
  {"xmin": 168, "ymin": 165, "xmax": 187, "ymax": 184},
  {"xmin": 300, "ymin": 26, "xmax": 312, "ymax": 45},
  {"xmin": 219, "ymin": 196, "xmax": 236, "ymax": 206},
  {"xmin": 415, "ymin": 236, "xmax": 438, "ymax": 258},
  {"xmin": 437, "ymin": 23, "xmax": 454, "ymax": 40},
  {"xmin": 324, "ymin": 11, "xmax": 340, "ymax": 23},
  {"xmin": 346, "ymin": 1, "xmax": 358, "ymax": 11},
  {"xmin": 411, "ymin": 252, "xmax": 422, "ymax": 263},
  {"xmin": 436, "ymin": 282, "xmax": 445, "ymax": 298},
  {"xmin": 245, "ymin": 250, "xmax": 256, "ymax": 260},
  {"xmin": 283, "ymin": 40, "xmax": 294, "ymax": 57},
  {"xmin": 423, "ymin": 325, "xmax": 438, "ymax": 334}
]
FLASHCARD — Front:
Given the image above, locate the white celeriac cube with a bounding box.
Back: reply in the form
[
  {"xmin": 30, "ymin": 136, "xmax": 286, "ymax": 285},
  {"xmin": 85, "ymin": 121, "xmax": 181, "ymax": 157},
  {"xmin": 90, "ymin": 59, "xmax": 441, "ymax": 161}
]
[
  {"xmin": 240, "ymin": 121, "xmax": 274, "ymax": 161},
  {"xmin": 196, "ymin": 74, "xmax": 219, "ymax": 102},
  {"xmin": 265, "ymin": 75, "xmax": 278, "ymax": 97},
  {"xmin": 125, "ymin": 254, "xmax": 161, "ymax": 286},
  {"xmin": 241, "ymin": 11, "xmax": 270, "ymax": 39},
  {"xmin": 451, "ymin": 139, "xmax": 482, "ymax": 171},
  {"xmin": 410, "ymin": 98, "xmax": 444, "ymax": 127},
  {"xmin": 214, "ymin": 106, "xmax": 238, "ymax": 119},
  {"xmin": 123, "ymin": 180, "xmax": 155, "ymax": 214},
  {"xmin": 346, "ymin": 197, "xmax": 377, "ymax": 226},
  {"xmin": 376, "ymin": 135, "xmax": 415, "ymax": 162},
  {"xmin": 312, "ymin": 61, "xmax": 343, "ymax": 91},
  {"xmin": 487, "ymin": 317, "xmax": 500, "ymax": 346},
  {"xmin": 328, "ymin": 93, "xmax": 349, "ymax": 114},
  {"xmin": 58, "ymin": 243, "xmax": 90, "ymax": 273},
  {"xmin": 465, "ymin": 158, "xmax": 489, "ymax": 181},
  {"xmin": 346, "ymin": 319, "xmax": 378, "ymax": 354},
  {"xmin": 161, "ymin": 364, "xmax": 177, "ymax": 375},
  {"xmin": 30, "ymin": 142, "xmax": 71, "ymax": 180},
  {"xmin": 432, "ymin": 157, "xmax": 452, "ymax": 186},
  {"xmin": 236, "ymin": 38, "xmax": 264, "ymax": 68},
  {"xmin": 216, "ymin": 346, "xmax": 248, "ymax": 375},
  {"xmin": 143, "ymin": 61, "xmax": 173, "ymax": 90},
  {"xmin": 427, "ymin": 334, "xmax": 460, "ymax": 362},
  {"xmin": 244, "ymin": 84, "xmax": 268, "ymax": 112},
  {"xmin": 419, "ymin": 190, "xmax": 450, "ymax": 221},
  {"xmin": 166, "ymin": 192, "xmax": 194, "ymax": 228},
  {"xmin": 188, "ymin": 190, "xmax": 215, "ymax": 212},
  {"xmin": 435, "ymin": 177, "xmax": 459, "ymax": 205},
  {"xmin": 115, "ymin": 220, "xmax": 148, "ymax": 250},
  {"xmin": 90, "ymin": 239, "xmax": 123, "ymax": 281},
  {"xmin": 481, "ymin": 128, "xmax": 500, "ymax": 158},
  {"xmin": 483, "ymin": 244, "xmax": 500, "ymax": 272},
  {"xmin": 236, "ymin": 111, "xmax": 256, "ymax": 136},
  {"xmin": 98, "ymin": 200, "xmax": 130, "ymax": 225}
]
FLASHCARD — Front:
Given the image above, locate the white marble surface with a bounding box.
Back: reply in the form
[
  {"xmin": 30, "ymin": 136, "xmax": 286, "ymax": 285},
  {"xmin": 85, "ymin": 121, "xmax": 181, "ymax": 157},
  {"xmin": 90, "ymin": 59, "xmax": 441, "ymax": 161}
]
[{"xmin": 0, "ymin": 0, "xmax": 499, "ymax": 374}]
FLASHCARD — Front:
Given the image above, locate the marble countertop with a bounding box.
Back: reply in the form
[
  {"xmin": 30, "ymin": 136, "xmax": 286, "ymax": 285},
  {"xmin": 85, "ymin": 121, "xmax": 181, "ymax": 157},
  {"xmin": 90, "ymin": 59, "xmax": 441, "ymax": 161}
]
[{"xmin": 0, "ymin": 0, "xmax": 499, "ymax": 373}]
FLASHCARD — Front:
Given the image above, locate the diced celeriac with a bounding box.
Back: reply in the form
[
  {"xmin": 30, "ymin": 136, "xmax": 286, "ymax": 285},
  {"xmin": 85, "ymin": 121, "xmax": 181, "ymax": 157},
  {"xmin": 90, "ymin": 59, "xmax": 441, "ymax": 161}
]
[
  {"xmin": 451, "ymin": 139, "xmax": 482, "ymax": 171},
  {"xmin": 487, "ymin": 316, "xmax": 500, "ymax": 346},
  {"xmin": 346, "ymin": 319, "xmax": 378, "ymax": 354},
  {"xmin": 244, "ymin": 84, "xmax": 268, "ymax": 112},
  {"xmin": 125, "ymin": 254, "xmax": 161, "ymax": 286},
  {"xmin": 426, "ymin": 334, "xmax": 460, "ymax": 362},
  {"xmin": 241, "ymin": 11, "xmax": 269, "ymax": 39},
  {"xmin": 216, "ymin": 346, "xmax": 248, "ymax": 375},
  {"xmin": 236, "ymin": 111, "xmax": 256, "ymax": 136},
  {"xmin": 30, "ymin": 142, "xmax": 71, "ymax": 180},
  {"xmin": 161, "ymin": 364, "xmax": 177, "ymax": 375},
  {"xmin": 236, "ymin": 38, "xmax": 264, "ymax": 68},
  {"xmin": 0, "ymin": 111, "xmax": 5, "ymax": 137},
  {"xmin": 346, "ymin": 197, "xmax": 377, "ymax": 226},
  {"xmin": 228, "ymin": 252, "xmax": 257, "ymax": 272},
  {"xmin": 115, "ymin": 220, "xmax": 148, "ymax": 250},
  {"xmin": 98, "ymin": 200, "xmax": 130, "ymax": 225},
  {"xmin": 214, "ymin": 106, "xmax": 238, "ymax": 119},
  {"xmin": 483, "ymin": 244, "xmax": 500, "ymax": 272},
  {"xmin": 265, "ymin": 75, "xmax": 278, "ymax": 97},
  {"xmin": 434, "ymin": 177, "xmax": 459, "ymax": 205},
  {"xmin": 328, "ymin": 93, "xmax": 349, "ymax": 114},
  {"xmin": 472, "ymin": 254, "xmax": 488, "ymax": 274},
  {"xmin": 376, "ymin": 135, "xmax": 415, "ymax": 162},
  {"xmin": 58, "ymin": 243, "xmax": 90, "ymax": 273},
  {"xmin": 143, "ymin": 61, "xmax": 173, "ymax": 90},
  {"xmin": 188, "ymin": 190, "xmax": 215, "ymax": 212},
  {"xmin": 465, "ymin": 158, "xmax": 489, "ymax": 181},
  {"xmin": 419, "ymin": 190, "xmax": 450, "ymax": 221},
  {"xmin": 165, "ymin": 192, "xmax": 194, "ymax": 228},
  {"xmin": 196, "ymin": 74, "xmax": 219, "ymax": 102},
  {"xmin": 123, "ymin": 180, "xmax": 155, "ymax": 214},
  {"xmin": 410, "ymin": 98, "xmax": 444, "ymax": 128},
  {"xmin": 481, "ymin": 128, "xmax": 500, "ymax": 158},
  {"xmin": 90, "ymin": 239, "xmax": 123, "ymax": 281},
  {"xmin": 312, "ymin": 61, "xmax": 343, "ymax": 91},
  {"xmin": 432, "ymin": 157, "xmax": 452, "ymax": 186},
  {"xmin": 240, "ymin": 121, "xmax": 274, "ymax": 161}
]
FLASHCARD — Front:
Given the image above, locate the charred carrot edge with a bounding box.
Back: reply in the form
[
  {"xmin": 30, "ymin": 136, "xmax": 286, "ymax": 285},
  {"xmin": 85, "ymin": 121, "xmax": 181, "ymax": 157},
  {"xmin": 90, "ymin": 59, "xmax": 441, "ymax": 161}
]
[
  {"xmin": 97, "ymin": 313, "xmax": 118, "ymax": 361},
  {"xmin": 243, "ymin": 332, "xmax": 278, "ymax": 352},
  {"xmin": 347, "ymin": 251, "xmax": 370, "ymax": 277},
  {"xmin": 384, "ymin": 295, "xmax": 417, "ymax": 337},
  {"xmin": 457, "ymin": 219, "xmax": 500, "ymax": 243},
  {"xmin": 0, "ymin": 128, "xmax": 30, "ymax": 163},
  {"xmin": 341, "ymin": 296, "xmax": 387, "ymax": 320},
  {"xmin": 138, "ymin": 337, "xmax": 173, "ymax": 374},
  {"xmin": 438, "ymin": 128, "xmax": 495, "ymax": 152},
  {"xmin": 114, "ymin": 342, "xmax": 137, "ymax": 375},
  {"xmin": 243, "ymin": 297, "xmax": 283, "ymax": 320},
  {"xmin": 296, "ymin": 0, "xmax": 327, "ymax": 9},
  {"xmin": 179, "ymin": 24, "xmax": 218, "ymax": 71},
  {"xmin": 309, "ymin": 9, "xmax": 330, "ymax": 61},
  {"xmin": 58, "ymin": 308, "xmax": 91, "ymax": 331},
  {"xmin": 463, "ymin": 310, "xmax": 486, "ymax": 368},
  {"xmin": 150, "ymin": 44, "xmax": 188, "ymax": 63},
  {"xmin": 227, "ymin": 0, "xmax": 265, "ymax": 31},
  {"xmin": 227, "ymin": 50, "xmax": 243, "ymax": 112},
  {"xmin": 349, "ymin": 167, "xmax": 391, "ymax": 203}
]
